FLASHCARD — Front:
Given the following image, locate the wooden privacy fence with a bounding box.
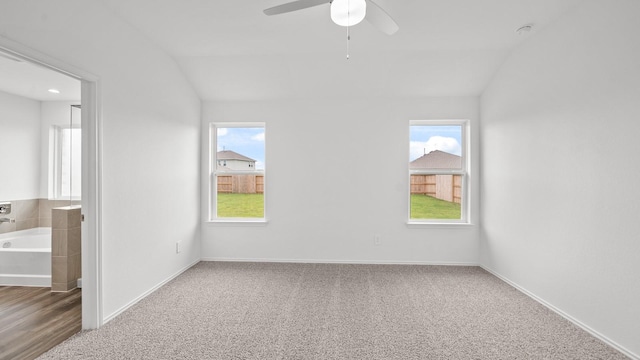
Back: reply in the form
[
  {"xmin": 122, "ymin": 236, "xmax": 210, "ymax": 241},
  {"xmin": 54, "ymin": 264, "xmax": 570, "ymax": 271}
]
[
  {"xmin": 411, "ymin": 174, "xmax": 461, "ymax": 204},
  {"xmin": 217, "ymin": 174, "xmax": 264, "ymax": 194}
]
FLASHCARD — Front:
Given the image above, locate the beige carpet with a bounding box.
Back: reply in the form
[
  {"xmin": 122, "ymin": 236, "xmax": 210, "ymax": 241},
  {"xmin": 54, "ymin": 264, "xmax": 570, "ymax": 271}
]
[{"xmin": 39, "ymin": 262, "xmax": 627, "ymax": 359}]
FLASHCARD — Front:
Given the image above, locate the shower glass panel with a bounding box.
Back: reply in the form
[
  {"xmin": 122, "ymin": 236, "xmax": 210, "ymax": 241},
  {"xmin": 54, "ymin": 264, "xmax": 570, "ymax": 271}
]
[{"xmin": 67, "ymin": 105, "xmax": 81, "ymax": 204}]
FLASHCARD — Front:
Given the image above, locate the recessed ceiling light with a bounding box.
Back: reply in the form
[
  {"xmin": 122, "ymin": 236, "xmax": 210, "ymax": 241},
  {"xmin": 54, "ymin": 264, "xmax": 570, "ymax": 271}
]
[
  {"xmin": 516, "ymin": 24, "xmax": 534, "ymax": 35},
  {"xmin": 48, "ymin": 88, "xmax": 60, "ymax": 94}
]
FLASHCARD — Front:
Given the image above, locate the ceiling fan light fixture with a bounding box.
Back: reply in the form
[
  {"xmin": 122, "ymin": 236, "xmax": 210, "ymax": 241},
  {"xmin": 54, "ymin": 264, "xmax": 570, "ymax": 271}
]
[{"xmin": 331, "ymin": 0, "xmax": 366, "ymax": 27}]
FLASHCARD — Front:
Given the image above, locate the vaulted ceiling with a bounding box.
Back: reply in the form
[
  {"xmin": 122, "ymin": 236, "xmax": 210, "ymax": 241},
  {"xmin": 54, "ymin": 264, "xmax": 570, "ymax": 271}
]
[
  {"xmin": 1, "ymin": 0, "xmax": 585, "ymax": 102},
  {"xmin": 98, "ymin": 0, "xmax": 584, "ymax": 101}
]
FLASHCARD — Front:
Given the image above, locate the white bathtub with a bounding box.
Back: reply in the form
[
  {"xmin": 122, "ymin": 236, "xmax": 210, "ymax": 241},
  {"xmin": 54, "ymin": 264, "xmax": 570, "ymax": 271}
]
[{"xmin": 0, "ymin": 227, "xmax": 51, "ymax": 287}]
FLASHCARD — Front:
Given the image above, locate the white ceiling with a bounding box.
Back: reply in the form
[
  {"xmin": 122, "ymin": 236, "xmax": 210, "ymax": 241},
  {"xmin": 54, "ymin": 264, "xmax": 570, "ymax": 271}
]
[
  {"xmin": 0, "ymin": 52, "xmax": 81, "ymax": 101},
  {"xmin": 100, "ymin": 0, "xmax": 584, "ymax": 56},
  {"xmin": 1, "ymin": 0, "xmax": 585, "ymax": 102},
  {"xmin": 98, "ymin": 0, "xmax": 585, "ymax": 101}
]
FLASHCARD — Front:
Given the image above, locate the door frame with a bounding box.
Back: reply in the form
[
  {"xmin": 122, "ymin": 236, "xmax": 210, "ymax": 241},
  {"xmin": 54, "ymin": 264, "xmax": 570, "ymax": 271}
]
[{"xmin": 0, "ymin": 38, "xmax": 103, "ymax": 328}]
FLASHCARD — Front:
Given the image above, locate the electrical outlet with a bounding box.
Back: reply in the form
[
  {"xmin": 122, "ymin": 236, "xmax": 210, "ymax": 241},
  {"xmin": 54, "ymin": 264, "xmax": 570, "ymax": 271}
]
[
  {"xmin": 176, "ymin": 242, "xmax": 181, "ymax": 254},
  {"xmin": 374, "ymin": 234, "xmax": 382, "ymax": 246}
]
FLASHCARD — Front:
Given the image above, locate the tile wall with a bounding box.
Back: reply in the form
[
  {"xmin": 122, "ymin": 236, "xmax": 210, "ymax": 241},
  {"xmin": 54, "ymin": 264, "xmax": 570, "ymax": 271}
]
[
  {"xmin": 51, "ymin": 206, "xmax": 82, "ymax": 292},
  {"xmin": 0, "ymin": 199, "xmax": 81, "ymax": 234}
]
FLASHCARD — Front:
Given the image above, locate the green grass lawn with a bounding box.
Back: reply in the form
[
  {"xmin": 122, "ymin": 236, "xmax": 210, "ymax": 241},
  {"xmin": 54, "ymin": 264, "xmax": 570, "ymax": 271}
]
[
  {"xmin": 217, "ymin": 193, "xmax": 457, "ymax": 220},
  {"xmin": 217, "ymin": 193, "xmax": 264, "ymax": 218},
  {"xmin": 410, "ymin": 194, "xmax": 461, "ymax": 220}
]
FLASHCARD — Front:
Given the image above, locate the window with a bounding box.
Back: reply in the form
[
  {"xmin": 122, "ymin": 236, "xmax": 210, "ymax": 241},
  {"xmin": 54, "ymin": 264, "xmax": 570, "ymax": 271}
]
[
  {"xmin": 49, "ymin": 125, "xmax": 81, "ymax": 200},
  {"xmin": 210, "ymin": 123, "xmax": 265, "ymax": 221},
  {"xmin": 409, "ymin": 120, "xmax": 468, "ymax": 223}
]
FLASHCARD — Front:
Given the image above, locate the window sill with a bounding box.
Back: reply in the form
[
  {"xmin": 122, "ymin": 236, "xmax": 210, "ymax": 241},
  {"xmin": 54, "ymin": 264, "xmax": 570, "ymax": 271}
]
[
  {"xmin": 406, "ymin": 221, "xmax": 474, "ymax": 229},
  {"xmin": 206, "ymin": 219, "xmax": 269, "ymax": 226}
]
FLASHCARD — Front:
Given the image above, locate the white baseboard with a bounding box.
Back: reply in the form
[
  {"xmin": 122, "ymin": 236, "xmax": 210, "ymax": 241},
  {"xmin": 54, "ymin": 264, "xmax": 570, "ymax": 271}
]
[
  {"xmin": 102, "ymin": 259, "xmax": 200, "ymax": 325},
  {"xmin": 481, "ymin": 265, "xmax": 639, "ymax": 360},
  {"xmin": 200, "ymin": 257, "xmax": 478, "ymax": 266}
]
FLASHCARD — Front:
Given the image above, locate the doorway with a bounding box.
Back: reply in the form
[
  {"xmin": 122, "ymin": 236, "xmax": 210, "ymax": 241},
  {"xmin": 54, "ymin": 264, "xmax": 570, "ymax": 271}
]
[{"xmin": 0, "ymin": 42, "xmax": 101, "ymax": 355}]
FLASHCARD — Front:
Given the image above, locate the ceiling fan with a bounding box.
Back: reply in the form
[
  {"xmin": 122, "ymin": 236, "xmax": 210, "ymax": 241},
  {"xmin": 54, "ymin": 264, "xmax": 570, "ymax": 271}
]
[{"xmin": 263, "ymin": 0, "xmax": 399, "ymax": 35}]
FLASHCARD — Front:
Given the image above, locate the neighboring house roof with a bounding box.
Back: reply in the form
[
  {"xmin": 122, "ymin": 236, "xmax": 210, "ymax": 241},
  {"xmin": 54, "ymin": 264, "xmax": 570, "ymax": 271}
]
[
  {"xmin": 217, "ymin": 150, "xmax": 256, "ymax": 162},
  {"xmin": 410, "ymin": 150, "xmax": 461, "ymax": 169}
]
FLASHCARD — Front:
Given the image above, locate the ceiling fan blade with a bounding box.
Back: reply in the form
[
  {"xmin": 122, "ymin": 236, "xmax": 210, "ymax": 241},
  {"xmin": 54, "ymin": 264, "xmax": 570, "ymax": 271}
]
[
  {"xmin": 264, "ymin": 0, "xmax": 330, "ymax": 16},
  {"xmin": 365, "ymin": 0, "xmax": 399, "ymax": 35}
]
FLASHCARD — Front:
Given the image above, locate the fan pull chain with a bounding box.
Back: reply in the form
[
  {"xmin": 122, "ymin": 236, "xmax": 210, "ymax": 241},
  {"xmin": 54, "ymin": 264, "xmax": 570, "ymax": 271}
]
[
  {"xmin": 347, "ymin": 26, "xmax": 350, "ymax": 59},
  {"xmin": 346, "ymin": 0, "xmax": 351, "ymax": 59}
]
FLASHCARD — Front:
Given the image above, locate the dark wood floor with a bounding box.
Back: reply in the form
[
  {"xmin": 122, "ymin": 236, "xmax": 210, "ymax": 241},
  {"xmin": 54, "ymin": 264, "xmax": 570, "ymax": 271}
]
[{"xmin": 0, "ymin": 287, "xmax": 81, "ymax": 360}]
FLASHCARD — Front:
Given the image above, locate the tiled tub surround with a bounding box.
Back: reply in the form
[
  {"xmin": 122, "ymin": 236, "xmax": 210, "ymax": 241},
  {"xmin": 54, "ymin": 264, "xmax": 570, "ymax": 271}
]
[
  {"xmin": 0, "ymin": 199, "xmax": 80, "ymax": 234},
  {"xmin": 51, "ymin": 206, "xmax": 81, "ymax": 292}
]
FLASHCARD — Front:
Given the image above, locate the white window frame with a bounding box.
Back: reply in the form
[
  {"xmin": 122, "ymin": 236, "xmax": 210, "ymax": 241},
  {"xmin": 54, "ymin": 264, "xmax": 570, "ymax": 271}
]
[
  {"xmin": 209, "ymin": 122, "xmax": 266, "ymax": 223},
  {"xmin": 408, "ymin": 119, "xmax": 470, "ymax": 225},
  {"xmin": 48, "ymin": 124, "xmax": 82, "ymax": 200}
]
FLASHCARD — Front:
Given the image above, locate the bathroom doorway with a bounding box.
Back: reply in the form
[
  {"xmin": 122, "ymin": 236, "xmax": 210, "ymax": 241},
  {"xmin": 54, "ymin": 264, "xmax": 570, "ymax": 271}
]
[{"xmin": 0, "ymin": 45, "xmax": 98, "ymax": 357}]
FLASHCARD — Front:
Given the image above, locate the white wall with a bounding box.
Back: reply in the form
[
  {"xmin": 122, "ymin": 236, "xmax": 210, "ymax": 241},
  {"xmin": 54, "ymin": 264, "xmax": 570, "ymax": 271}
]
[
  {"xmin": 0, "ymin": 90, "xmax": 41, "ymax": 200},
  {"xmin": 0, "ymin": 96, "xmax": 82, "ymax": 201},
  {"xmin": 480, "ymin": 0, "xmax": 640, "ymax": 357},
  {"xmin": 0, "ymin": 1, "xmax": 201, "ymax": 321},
  {"xmin": 202, "ymin": 97, "xmax": 480, "ymax": 264}
]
